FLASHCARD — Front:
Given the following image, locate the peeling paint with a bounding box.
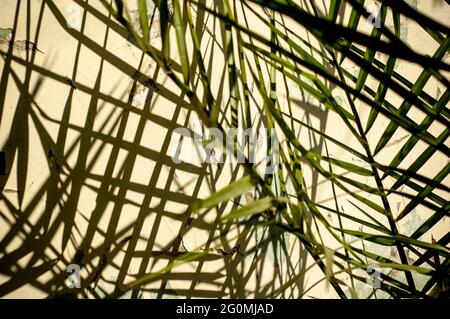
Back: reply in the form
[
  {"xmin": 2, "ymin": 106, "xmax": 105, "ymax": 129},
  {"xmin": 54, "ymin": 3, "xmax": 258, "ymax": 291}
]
[{"xmin": 0, "ymin": 28, "xmax": 44, "ymax": 54}]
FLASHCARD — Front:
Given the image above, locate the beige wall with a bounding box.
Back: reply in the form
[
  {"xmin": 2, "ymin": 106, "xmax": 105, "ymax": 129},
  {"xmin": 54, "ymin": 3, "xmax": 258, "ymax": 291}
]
[{"xmin": 0, "ymin": 0, "xmax": 448, "ymax": 298}]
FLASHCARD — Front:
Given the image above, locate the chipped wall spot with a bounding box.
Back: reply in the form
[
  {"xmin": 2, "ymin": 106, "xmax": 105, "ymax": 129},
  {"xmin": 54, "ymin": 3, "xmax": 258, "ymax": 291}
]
[
  {"xmin": 127, "ymin": 0, "xmax": 173, "ymax": 45},
  {"xmin": 0, "ymin": 28, "xmax": 44, "ymax": 54},
  {"xmin": 0, "ymin": 27, "xmax": 13, "ymax": 41}
]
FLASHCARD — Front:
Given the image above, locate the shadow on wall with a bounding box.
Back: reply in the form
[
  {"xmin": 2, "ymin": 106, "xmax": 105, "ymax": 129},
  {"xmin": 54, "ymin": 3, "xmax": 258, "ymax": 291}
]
[{"xmin": 0, "ymin": 0, "xmax": 332, "ymax": 299}]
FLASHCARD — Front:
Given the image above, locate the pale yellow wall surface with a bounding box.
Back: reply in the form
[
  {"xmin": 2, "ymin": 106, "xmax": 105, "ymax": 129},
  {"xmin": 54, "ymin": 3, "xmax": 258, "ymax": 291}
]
[{"xmin": 0, "ymin": 0, "xmax": 449, "ymax": 298}]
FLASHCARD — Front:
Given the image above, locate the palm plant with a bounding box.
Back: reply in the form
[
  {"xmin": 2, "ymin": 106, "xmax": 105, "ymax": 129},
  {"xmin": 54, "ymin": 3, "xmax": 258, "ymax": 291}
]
[
  {"xmin": 0, "ymin": 0, "xmax": 449, "ymax": 299},
  {"xmin": 94, "ymin": 0, "xmax": 450, "ymax": 299}
]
